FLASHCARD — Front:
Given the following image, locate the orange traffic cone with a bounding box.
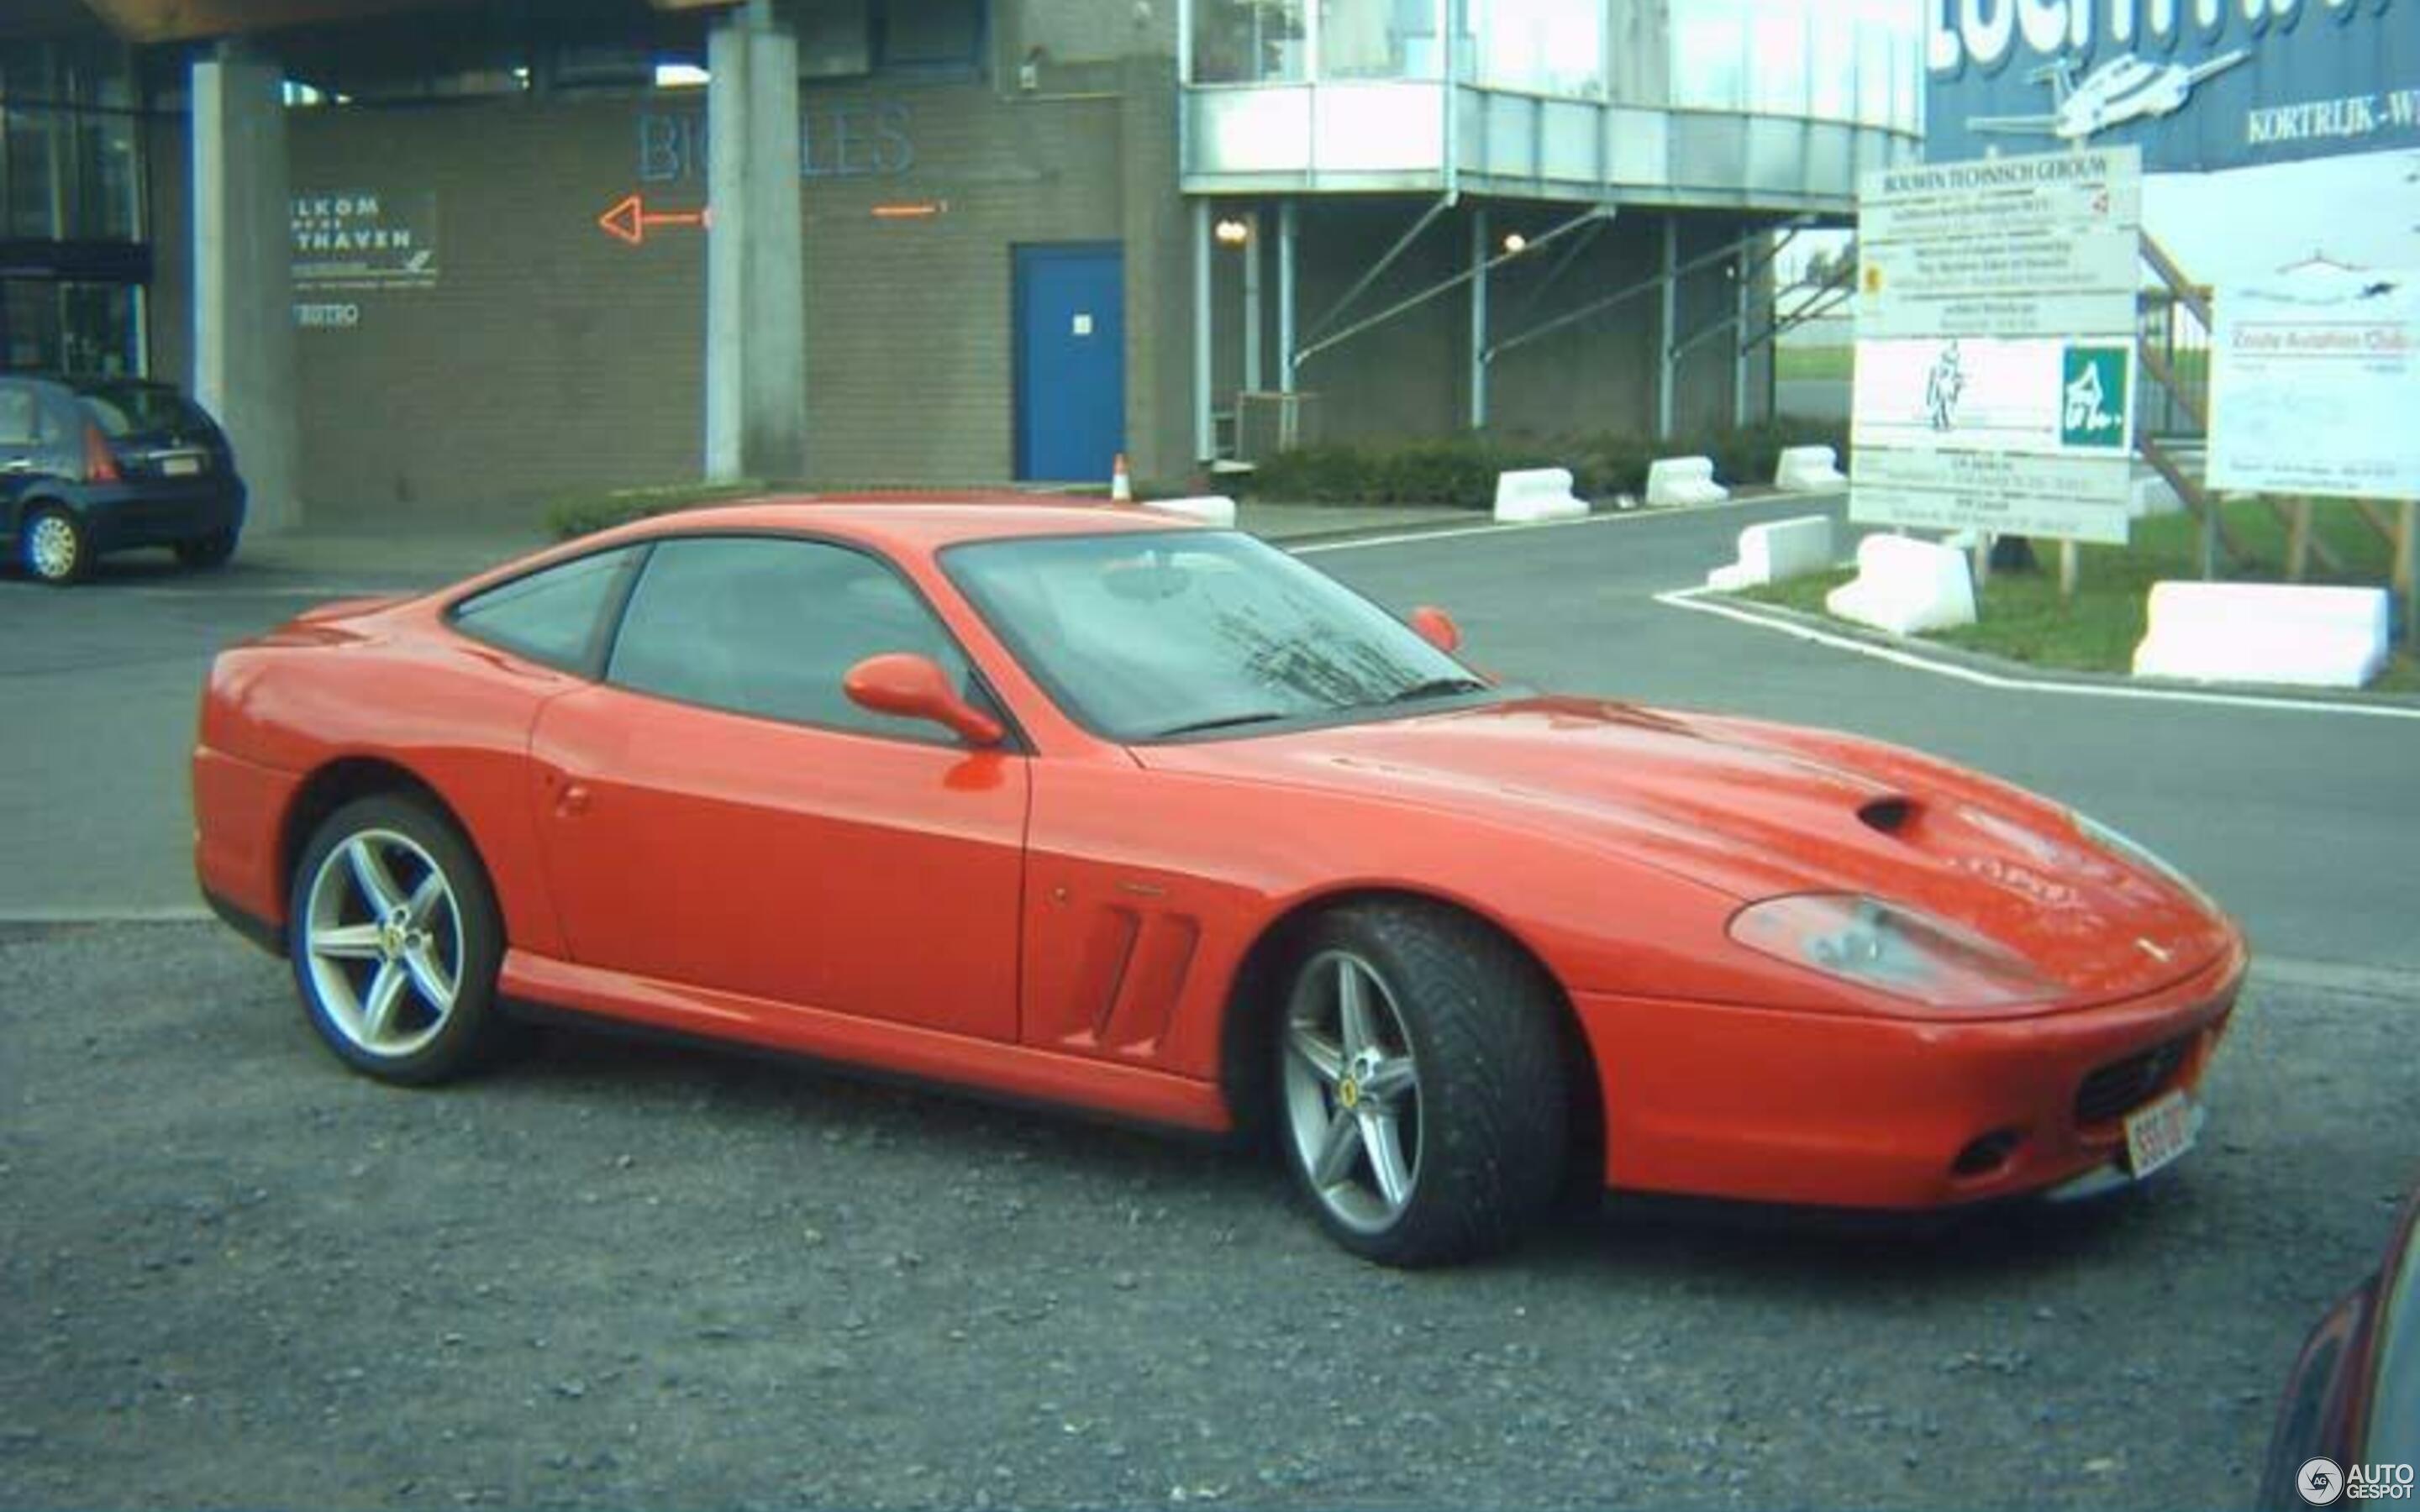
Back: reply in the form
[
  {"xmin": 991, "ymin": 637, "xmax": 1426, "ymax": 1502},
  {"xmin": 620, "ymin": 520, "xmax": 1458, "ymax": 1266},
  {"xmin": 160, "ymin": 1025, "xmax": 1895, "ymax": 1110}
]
[{"xmin": 1110, "ymin": 452, "xmax": 1133, "ymax": 503}]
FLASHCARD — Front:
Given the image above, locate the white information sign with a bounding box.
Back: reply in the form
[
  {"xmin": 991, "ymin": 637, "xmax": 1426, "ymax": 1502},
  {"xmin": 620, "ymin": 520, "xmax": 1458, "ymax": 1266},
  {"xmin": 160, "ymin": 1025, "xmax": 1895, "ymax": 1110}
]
[
  {"xmin": 2208, "ymin": 268, "xmax": 2420, "ymax": 501},
  {"xmin": 1855, "ymin": 150, "xmax": 2142, "ymax": 342},
  {"xmin": 1850, "ymin": 147, "xmax": 2144, "ymax": 544}
]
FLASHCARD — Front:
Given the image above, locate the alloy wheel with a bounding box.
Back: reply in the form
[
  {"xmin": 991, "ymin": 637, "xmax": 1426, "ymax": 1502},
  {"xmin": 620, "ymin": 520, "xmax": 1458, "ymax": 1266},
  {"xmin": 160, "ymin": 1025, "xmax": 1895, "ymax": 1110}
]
[
  {"xmin": 300, "ymin": 828, "xmax": 466, "ymax": 1058},
  {"xmin": 1281, "ymin": 949, "xmax": 1424, "ymax": 1234}
]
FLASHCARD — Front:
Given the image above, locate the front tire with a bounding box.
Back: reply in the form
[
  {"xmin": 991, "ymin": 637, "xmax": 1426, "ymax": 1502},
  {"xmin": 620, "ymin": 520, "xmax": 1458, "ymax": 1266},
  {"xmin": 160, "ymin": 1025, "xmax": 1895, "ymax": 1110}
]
[
  {"xmin": 21, "ymin": 506, "xmax": 88, "ymax": 585},
  {"xmin": 288, "ymin": 793, "xmax": 507, "ymax": 1085},
  {"xmin": 1274, "ymin": 901, "xmax": 1569, "ymax": 1266},
  {"xmin": 175, "ymin": 528, "xmax": 238, "ymax": 570}
]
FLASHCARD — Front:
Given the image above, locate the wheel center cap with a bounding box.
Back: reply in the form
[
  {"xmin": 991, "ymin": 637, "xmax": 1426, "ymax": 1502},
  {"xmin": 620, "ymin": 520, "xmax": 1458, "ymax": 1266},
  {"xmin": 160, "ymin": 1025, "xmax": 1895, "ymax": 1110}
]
[
  {"xmin": 1337, "ymin": 1076, "xmax": 1361, "ymax": 1110},
  {"xmin": 378, "ymin": 920, "xmax": 407, "ymax": 960}
]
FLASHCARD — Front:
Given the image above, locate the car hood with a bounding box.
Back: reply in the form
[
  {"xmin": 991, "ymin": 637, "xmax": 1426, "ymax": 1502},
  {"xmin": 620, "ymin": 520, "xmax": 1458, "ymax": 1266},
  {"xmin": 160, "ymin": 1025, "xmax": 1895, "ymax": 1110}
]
[{"xmin": 1135, "ymin": 696, "xmax": 2237, "ymax": 1000}]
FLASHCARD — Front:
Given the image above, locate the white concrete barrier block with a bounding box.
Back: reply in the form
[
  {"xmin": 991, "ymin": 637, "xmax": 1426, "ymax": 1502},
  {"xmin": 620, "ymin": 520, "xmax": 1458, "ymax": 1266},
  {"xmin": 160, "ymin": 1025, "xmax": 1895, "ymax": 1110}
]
[
  {"xmin": 1705, "ymin": 514, "xmax": 1834, "ymax": 591},
  {"xmin": 1775, "ymin": 444, "xmax": 1848, "ymax": 493},
  {"xmin": 2132, "ymin": 580, "xmax": 2390, "ymax": 689},
  {"xmin": 1823, "ymin": 533, "xmax": 1977, "ymax": 636},
  {"xmin": 1143, "ymin": 494, "xmax": 1239, "ymax": 527},
  {"xmin": 1645, "ymin": 455, "xmax": 1730, "ymax": 508},
  {"xmin": 1492, "ymin": 467, "xmax": 1588, "ymax": 522}
]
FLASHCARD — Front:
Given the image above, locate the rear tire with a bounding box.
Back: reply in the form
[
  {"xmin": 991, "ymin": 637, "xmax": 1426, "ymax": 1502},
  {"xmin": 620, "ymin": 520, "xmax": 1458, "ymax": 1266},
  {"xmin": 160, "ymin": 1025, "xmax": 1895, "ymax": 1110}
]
[
  {"xmin": 1273, "ymin": 900, "xmax": 1568, "ymax": 1267},
  {"xmin": 20, "ymin": 506, "xmax": 87, "ymax": 585},
  {"xmin": 288, "ymin": 793, "xmax": 508, "ymax": 1086},
  {"xmin": 175, "ymin": 528, "xmax": 238, "ymax": 570}
]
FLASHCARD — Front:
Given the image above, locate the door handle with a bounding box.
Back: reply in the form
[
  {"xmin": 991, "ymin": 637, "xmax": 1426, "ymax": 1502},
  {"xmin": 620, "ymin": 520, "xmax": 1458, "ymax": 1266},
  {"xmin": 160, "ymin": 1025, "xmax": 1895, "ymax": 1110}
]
[
  {"xmin": 555, "ymin": 783, "xmax": 592, "ymax": 818},
  {"xmin": 1, "ymin": 460, "xmax": 34, "ymax": 474}
]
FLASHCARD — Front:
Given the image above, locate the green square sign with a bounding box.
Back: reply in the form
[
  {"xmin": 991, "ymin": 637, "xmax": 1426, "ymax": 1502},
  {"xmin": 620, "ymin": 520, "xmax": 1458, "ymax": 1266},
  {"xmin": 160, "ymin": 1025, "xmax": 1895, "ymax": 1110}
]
[{"xmin": 2060, "ymin": 346, "xmax": 2130, "ymax": 449}]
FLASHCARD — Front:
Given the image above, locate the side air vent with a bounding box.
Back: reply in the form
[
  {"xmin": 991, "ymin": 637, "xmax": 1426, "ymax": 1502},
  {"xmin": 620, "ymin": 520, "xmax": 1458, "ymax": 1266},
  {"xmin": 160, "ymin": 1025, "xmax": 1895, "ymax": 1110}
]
[{"xmin": 1857, "ymin": 795, "xmax": 1916, "ymax": 836}]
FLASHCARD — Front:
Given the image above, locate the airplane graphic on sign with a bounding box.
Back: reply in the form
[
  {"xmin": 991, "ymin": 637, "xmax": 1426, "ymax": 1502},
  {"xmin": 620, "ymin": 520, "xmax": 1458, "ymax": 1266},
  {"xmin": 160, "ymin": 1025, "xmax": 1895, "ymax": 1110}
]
[{"xmin": 1968, "ymin": 50, "xmax": 2251, "ymax": 144}]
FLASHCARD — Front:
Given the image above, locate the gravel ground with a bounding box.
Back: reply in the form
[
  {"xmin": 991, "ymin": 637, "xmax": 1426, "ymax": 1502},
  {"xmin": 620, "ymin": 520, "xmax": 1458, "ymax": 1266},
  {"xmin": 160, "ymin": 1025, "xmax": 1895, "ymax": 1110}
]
[{"xmin": 3, "ymin": 921, "xmax": 2412, "ymax": 1510}]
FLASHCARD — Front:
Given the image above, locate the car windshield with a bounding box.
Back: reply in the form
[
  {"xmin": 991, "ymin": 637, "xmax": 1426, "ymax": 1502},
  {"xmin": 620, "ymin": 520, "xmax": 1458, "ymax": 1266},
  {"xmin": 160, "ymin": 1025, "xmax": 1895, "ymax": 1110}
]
[
  {"xmin": 76, "ymin": 383, "xmax": 215, "ymax": 439},
  {"xmin": 944, "ymin": 528, "xmax": 1490, "ymax": 741}
]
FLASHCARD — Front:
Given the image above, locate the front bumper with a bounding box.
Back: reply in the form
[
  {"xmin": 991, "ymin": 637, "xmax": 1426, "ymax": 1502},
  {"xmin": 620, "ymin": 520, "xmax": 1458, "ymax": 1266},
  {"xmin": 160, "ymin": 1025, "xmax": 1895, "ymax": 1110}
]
[{"xmin": 1571, "ymin": 944, "xmax": 2245, "ymax": 1210}]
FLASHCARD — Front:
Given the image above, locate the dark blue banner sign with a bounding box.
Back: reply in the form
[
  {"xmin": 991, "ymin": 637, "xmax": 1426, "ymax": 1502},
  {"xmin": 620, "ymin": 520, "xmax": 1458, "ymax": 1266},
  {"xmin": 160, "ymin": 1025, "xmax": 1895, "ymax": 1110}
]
[{"xmin": 1927, "ymin": 0, "xmax": 2418, "ymax": 171}]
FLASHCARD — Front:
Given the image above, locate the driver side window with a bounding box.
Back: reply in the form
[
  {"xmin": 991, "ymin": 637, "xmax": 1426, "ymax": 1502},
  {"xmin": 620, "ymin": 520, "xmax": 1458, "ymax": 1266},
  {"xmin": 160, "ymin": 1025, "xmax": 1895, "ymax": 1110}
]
[{"xmin": 607, "ymin": 534, "xmax": 981, "ymax": 744}]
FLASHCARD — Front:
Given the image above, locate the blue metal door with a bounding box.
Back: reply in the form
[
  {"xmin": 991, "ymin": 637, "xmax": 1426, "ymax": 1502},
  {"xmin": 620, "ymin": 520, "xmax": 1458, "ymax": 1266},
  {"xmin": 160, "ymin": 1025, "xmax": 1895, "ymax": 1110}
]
[{"xmin": 1014, "ymin": 244, "xmax": 1125, "ymax": 483}]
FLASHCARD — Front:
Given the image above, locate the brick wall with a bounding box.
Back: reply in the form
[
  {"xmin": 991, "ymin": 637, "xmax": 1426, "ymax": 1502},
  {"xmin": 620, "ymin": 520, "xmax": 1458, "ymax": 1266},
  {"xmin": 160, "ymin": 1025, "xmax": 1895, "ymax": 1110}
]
[
  {"xmin": 148, "ymin": 73, "xmax": 1153, "ymax": 521},
  {"xmin": 276, "ymin": 94, "xmax": 708, "ymax": 522}
]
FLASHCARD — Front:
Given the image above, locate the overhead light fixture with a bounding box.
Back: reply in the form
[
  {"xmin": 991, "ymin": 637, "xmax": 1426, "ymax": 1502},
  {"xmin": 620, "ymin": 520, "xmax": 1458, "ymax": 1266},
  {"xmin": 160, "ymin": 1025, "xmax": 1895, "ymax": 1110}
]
[
  {"xmin": 1214, "ymin": 218, "xmax": 1252, "ymax": 246},
  {"xmin": 871, "ymin": 200, "xmax": 949, "ymax": 220},
  {"xmin": 1502, "ymin": 233, "xmax": 1528, "ymax": 255}
]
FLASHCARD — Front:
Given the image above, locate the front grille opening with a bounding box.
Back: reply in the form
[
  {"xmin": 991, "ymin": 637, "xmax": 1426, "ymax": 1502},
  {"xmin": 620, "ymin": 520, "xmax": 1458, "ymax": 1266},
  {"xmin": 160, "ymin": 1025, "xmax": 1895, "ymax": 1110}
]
[
  {"xmin": 1951, "ymin": 1128, "xmax": 2023, "ymax": 1179},
  {"xmin": 2075, "ymin": 1037, "xmax": 2191, "ymax": 1126}
]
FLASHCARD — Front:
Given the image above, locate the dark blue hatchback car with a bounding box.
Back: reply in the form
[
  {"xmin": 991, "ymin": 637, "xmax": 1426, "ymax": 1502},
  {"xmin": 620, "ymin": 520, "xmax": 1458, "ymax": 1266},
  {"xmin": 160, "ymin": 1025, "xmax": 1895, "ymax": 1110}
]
[{"xmin": 2, "ymin": 374, "xmax": 247, "ymax": 585}]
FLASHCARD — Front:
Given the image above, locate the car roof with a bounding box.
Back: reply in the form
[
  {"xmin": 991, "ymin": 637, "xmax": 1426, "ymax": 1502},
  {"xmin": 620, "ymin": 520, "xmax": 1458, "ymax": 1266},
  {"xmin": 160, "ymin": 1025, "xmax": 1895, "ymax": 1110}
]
[{"xmin": 623, "ymin": 496, "xmax": 1215, "ymax": 554}]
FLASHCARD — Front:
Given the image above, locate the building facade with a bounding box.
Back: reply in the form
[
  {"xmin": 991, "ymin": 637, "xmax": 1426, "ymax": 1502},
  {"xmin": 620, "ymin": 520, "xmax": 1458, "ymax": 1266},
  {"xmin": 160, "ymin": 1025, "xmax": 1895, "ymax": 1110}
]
[{"xmin": 4, "ymin": 0, "xmax": 1923, "ymax": 526}]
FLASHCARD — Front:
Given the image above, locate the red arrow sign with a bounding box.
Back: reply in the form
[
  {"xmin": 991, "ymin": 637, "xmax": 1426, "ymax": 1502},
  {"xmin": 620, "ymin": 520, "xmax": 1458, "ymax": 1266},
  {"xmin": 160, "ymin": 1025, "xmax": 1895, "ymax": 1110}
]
[{"xmin": 597, "ymin": 192, "xmax": 710, "ymax": 246}]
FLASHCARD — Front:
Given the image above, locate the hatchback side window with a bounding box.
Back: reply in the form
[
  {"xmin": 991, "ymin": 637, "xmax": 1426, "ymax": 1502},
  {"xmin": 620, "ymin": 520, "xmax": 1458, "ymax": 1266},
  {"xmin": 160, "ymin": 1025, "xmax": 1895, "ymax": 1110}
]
[
  {"xmin": 450, "ymin": 546, "xmax": 641, "ymax": 675},
  {"xmin": 0, "ymin": 386, "xmax": 37, "ymax": 448},
  {"xmin": 607, "ymin": 535, "xmax": 979, "ymax": 743}
]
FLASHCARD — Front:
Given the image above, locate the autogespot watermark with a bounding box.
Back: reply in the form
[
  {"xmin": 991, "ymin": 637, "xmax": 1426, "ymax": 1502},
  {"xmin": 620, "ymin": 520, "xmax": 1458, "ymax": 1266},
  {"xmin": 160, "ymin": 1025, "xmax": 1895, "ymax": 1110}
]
[{"xmin": 2299, "ymin": 1458, "xmax": 2417, "ymax": 1505}]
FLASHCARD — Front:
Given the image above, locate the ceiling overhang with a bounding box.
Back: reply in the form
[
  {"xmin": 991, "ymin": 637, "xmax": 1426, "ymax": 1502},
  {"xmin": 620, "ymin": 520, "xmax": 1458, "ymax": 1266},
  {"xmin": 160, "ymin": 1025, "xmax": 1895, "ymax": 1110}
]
[{"xmin": 71, "ymin": 0, "xmax": 737, "ymax": 45}]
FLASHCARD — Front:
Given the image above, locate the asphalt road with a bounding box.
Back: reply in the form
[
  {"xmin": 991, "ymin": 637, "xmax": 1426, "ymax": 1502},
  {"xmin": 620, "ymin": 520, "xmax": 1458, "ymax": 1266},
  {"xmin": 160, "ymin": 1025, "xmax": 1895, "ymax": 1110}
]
[{"xmin": 3, "ymin": 504, "xmax": 2417, "ymax": 1510}]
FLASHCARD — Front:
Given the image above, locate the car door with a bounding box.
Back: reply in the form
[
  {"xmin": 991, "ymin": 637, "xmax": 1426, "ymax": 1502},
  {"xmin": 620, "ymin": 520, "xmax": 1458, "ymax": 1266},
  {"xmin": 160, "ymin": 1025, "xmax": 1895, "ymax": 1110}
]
[
  {"xmin": 0, "ymin": 381, "xmax": 53, "ymax": 527},
  {"xmin": 527, "ymin": 533, "xmax": 1029, "ymax": 1042}
]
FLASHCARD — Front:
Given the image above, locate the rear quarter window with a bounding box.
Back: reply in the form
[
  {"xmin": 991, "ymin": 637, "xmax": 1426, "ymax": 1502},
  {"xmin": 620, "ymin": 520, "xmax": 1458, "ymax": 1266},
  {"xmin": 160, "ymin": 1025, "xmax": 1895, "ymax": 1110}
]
[
  {"xmin": 0, "ymin": 385, "xmax": 39, "ymax": 447},
  {"xmin": 449, "ymin": 546, "xmax": 643, "ymax": 675},
  {"xmin": 76, "ymin": 385, "xmax": 217, "ymax": 438}
]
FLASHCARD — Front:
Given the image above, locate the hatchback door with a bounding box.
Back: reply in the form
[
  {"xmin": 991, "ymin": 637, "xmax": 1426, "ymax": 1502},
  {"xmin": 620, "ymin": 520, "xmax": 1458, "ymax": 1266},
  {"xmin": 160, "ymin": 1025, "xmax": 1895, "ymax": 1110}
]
[
  {"xmin": 74, "ymin": 382, "xmax": 229, "ymax": 484},
  {"xmin": 0, "ymin": 381, "xmax": 55, "ymax": 518}
]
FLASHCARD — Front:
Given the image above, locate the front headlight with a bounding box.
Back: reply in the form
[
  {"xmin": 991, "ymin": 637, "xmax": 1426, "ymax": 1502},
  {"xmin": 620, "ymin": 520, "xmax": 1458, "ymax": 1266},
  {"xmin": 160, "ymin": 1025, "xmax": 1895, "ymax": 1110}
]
[
  {"xmin": 2070, "ymin": 811, "xmax": 2216, "ymax": 910},
  {"xmin": 1728, "ymin": 894, "xmax": 2064, "ymax": 1009}
]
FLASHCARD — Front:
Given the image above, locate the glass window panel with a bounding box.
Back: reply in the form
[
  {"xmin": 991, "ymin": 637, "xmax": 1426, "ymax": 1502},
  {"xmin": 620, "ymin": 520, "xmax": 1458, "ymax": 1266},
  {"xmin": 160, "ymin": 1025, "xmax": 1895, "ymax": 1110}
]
[
  {"xmin": 1805, "ymin": 16, "xmax": 1852, "ymax": 121},
  {"xmin": 610, "ymin": 537, "xmax": 977, "ymax": 744},
  {"xmin": 1747, "ymin": 0, "xmax": 1808, "ymax": 115},
  {"xmin": 1470, "ymin": 0, "xmax": 1602, "ymax": 95},
  {"xmin": 1670, "ymin": 0, "xmax": 1744, "ymax": 111},
  {"xmin": 1192, "ymin": 0, "xmax": 1305, "ymax": 83},
  {"xmin": 452, "ymin": 548, "xmax": 641, "ymax": 675}
]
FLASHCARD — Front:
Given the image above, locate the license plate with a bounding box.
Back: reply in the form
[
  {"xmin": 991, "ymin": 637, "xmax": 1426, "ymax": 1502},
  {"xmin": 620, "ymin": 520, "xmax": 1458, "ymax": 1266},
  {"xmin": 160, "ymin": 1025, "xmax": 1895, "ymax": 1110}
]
[
  {"xmin": 160, "ymin": 455, "xmax": 201, "ymax": 476},
  {"xmin": 2123, "ymin": 1089, "xmax": 2196, "ymax": 1179}
]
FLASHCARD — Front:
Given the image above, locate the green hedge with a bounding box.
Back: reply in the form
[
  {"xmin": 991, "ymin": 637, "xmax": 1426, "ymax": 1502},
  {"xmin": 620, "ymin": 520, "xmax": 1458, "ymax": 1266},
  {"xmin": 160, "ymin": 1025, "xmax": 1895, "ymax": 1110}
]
[
  {"xmin": 1234, "ymin": 417, "xmax": 1851, "ymax": 509},
  {"xmin": 544, "ymin": 480, "xmax": 773, "ymax": 540}
]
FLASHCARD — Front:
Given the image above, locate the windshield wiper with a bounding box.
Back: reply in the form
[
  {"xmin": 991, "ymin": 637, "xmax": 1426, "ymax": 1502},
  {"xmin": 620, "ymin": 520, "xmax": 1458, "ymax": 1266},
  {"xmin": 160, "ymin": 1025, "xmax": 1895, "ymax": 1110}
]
[
  {"xmin": 1150, "ymin": 710, "xmax": 1292, "ymax": 738},
  {"xmin": 1384, "ymin": 675, "xmax": 1491, "ymax": 704}
]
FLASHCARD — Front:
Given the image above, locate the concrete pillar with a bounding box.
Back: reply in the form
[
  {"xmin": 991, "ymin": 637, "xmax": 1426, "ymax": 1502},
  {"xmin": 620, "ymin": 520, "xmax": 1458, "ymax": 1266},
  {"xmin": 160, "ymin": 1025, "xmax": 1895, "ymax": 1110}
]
[
  {"xmin": 1120, "ymin": 52, "xmax": 1189, "ymax": 483},
  {"xmin": 192, "ymin": 43, "xmax": 297, "ymax": 532},
  {"xmin": 705, "ymin": 5, "xmax": 806, "ymax": 482}
]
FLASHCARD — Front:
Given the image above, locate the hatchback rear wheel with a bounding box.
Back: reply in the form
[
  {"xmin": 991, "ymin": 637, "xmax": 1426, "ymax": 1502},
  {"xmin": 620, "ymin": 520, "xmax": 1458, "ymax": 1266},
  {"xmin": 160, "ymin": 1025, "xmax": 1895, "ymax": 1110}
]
[
  {"xmin": 21, "ymin": 506, "xmax": 87, "ymax": 585},
  {"xmin": 175, "ymin": 528, "xmax": 238, "ymax": 570}
]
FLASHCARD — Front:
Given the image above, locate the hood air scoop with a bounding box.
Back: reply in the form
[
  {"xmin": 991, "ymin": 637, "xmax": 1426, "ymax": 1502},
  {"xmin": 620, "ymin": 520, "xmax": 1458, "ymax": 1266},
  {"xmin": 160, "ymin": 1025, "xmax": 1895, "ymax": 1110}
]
[{"xmin": 1857, "ymin": 794, "xmax": 1918, "ymax": 836}]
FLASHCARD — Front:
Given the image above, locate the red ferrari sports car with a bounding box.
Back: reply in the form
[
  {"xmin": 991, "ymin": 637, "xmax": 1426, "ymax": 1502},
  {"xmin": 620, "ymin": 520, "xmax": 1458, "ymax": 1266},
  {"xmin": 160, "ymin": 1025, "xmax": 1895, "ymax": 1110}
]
[{"xmin": 192, "ymin": 499, "xmax": 2246, "ymax": 1265}]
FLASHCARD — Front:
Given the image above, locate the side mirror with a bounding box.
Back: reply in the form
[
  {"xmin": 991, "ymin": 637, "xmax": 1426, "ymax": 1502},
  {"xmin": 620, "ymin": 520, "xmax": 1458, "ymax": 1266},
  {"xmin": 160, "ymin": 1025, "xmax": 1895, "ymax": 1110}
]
[
  {"xmin": 1408, "ymin": 605, "xmax": 1462, "ymax": 654},
  {"xmin": 843, "ymin": 653, "xmax": 1006, "ymax": 747}
]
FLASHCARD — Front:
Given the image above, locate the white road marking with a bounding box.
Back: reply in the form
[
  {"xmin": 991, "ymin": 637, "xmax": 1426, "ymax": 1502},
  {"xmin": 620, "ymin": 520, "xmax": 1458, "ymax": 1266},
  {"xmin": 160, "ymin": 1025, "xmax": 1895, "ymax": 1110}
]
[
  {"xmin": 113, "ymin": 583, "xmax": 425, "ymax": 600},
  {"xmin": 0, "ymin": 904, "xmax": 213, "ymax": 925},
  {"xmin": 1289, "ymin": 496, "xmax": 1776, "ymax": 556},
  {"xmin": 1655, "ymin": 585, "xmax": 2420, "ymax": 722}
]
